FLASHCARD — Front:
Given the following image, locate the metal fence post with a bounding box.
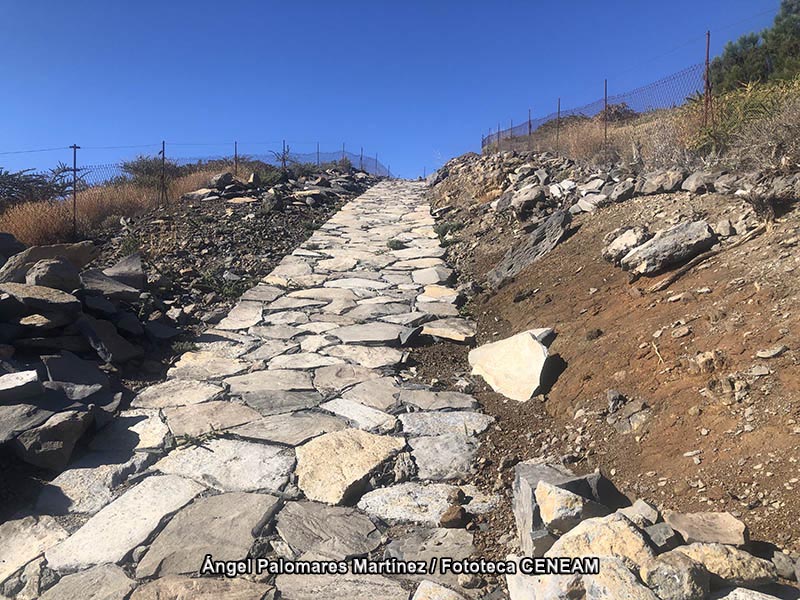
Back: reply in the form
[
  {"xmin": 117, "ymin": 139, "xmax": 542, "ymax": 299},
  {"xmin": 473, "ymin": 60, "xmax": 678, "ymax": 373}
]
[
  {"xmin": 360, "ymin": 147, "xmax": 363, "ymax": 171},
  {"xmin": 234, "ymin": 140, "xmax": 238, "ymax": 176},
  {"xmin": 510, "ymin": 119, "xmax": 514, "ymax": 143},
  {"xmin": 70, "ymin": 144, "xmax": 80, "ymax": 240},
  {"xmin": 158, "ymin": 140, "xmax": 167, "ymax": 207},
  {"xmin": 497, "ymin": 122, "xmax": 501, "ymax": 152},
  {"xmin": 341, "ymin": 142, "xmax": 345, "ymax": 161},
  {"xmin": 556, "ymin": 98, "xmax": 561, "ymax": 155},
  {"xmin": 282, "ymin": 140, "xmax": 287, "ymax": 171},
  {"xmin": 604, "ymin": 79, "xmax": 609, "ymax": 154},
  {"xmin": 528, "ymin": 108, "xmax": 532, "ymax": 151},
  {"xmin": 316, "ymin": 142, "xmax": 320, "ymax": 167}
]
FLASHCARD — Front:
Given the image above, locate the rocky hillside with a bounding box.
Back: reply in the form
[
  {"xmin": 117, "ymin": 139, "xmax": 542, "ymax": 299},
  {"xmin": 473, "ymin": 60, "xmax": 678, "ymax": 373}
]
[
  {"xmin": 422, "ymin": 150, "xmax": 800, "ymax": 590},
  {"xmin": 0, "ymin": 166, "xmax": 378, "ymax": 517}
]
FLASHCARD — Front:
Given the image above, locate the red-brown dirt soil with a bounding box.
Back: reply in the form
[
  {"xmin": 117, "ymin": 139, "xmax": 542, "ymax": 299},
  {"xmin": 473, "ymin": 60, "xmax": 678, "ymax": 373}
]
[{"xmin": 415, "ymin": 182, "xmax": 800, "ymax": 563}]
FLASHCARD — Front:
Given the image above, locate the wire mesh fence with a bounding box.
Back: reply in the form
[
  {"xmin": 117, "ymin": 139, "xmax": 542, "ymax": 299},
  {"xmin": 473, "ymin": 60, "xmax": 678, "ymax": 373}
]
[{"xmin": 481, "ymin": 63, "xmax": 708, "ymax": 155}]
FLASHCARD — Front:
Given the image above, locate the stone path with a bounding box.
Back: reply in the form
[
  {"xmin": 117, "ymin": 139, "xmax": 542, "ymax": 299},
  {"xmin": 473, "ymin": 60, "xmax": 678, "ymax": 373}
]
[{"xmin": 2, "ymin": 181, "xmax": 493, "ymax": 600}]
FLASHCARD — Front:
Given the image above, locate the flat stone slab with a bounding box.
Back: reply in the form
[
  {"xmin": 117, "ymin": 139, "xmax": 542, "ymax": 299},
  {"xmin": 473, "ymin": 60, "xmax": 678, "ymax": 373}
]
[
  {"xmin": 276, "ymin": 573, "xmax": 408, "ymax": 600},
  {"xmin": 241, "ymin": 285, "xmax": 284, "ymax": 303},
  {"xmin": 136, "ymin": 492, "xmax": 280, "ymax": 578},
  {"xmin": 224, "ymin": 369, "xmax": 314, "ymax": 395},
  {"xmin": 331, "ymin": 323, "xmax": 405, "ymax": 346},
  {"xmin": 320, "ymin": 398, "xmax": 397, "ymax": 433},
  {"xmin": 263, "ymin": 310, "xmax": 310, "ymax": 326},
  {"xmin": 323, "ymin": 345, "xmax": 404, "ymax": 368},
  {"xmin": 295, "ymin": 429, "xmax": 404, "ymax": 504},
  {"xmin": 163, "ymin": 401, "xmax": 261, "ymax": 438},
  {"xmin": 399, "ymin": 389, "xmax": 478, "ymax": 411},
  {"xmin": 230, "ymin": 410, "xmax": 346, "ymax": 446},
  {"xmin": 36, "ymin": 451, "xmax": 155, "ymax": 515},
  {"xmin": 381, "ymin": 311, "xmax": 436, "ymax": 327},
  {"xmin": 386, "ymin": 527, "xmax": 474, "ymax": 562},
  {"xmin": 399, "ymin": 411, "xmax": 494, "ymax": 437},
  {"xmin": 276, "ymin": 500, "xmax": 381, "ymax": 559},
  {"xmin": 131, "ymin": 379, "xmax": 225, "ymax": 409},
  {"xmin": 411, "ymin": 434, "xmax": 479, "ymax": 481},
  {"xmin": 38, "ymin": 564, "xmax": 135, "ymax": 600},
  {"xmin": 240, "ymin": 390, "xmax": 324, "ymax": 416},
  {"xmin": 267, "ymin": 296, "xmax": 328, "ymax": 312},
  {"xmin": 153, "ymin": 438, "xmax": 294, "ymax": 493},
  {"xmin": 249, "ymin": 325, "xmax": 304, "ymax": 340},
  {"xmin": 665, "ymin": 511, "xmax": 748, "ymax": 545},
  {"xmin": 0, "ymin": 515, "xmax": 68, "ymax": 584},
  {"xmin": 412, "ymin": 266, "xmax": 453, "ymax": 285},
  {"xmin": 324, "ymin": 277, "xmax": 391, "ymax": 290},
  {"xmin": 242, "ymin": 339, "xmax": 299, "ymax": 361},
  {"xmin": 268, "ymin": 352, "xmax": 345, "ymax": 370},
  {"xmin": 90, "ymin": 409, "xmax": 170, "ymax": 453},
  {"xmin": 45, "ymin": 474, "xmax": 204, "ymax": 572},
  {"xmin": 341, "ymin": 377, "xmax": 401, "ymax": 411},
  {"xmin": 422, "ymin": 318, "xmax": 476, "ymax": 342},
  {"xmin": 468, "ymin": 329, "xmax": 549, "ymax": 402},
  {"xmin": 313, "ymin": 364, "xmax": 381, "ymax": 394},
  {"xmin": 130, "ymin": 575, "xmax": 272, "ymax": 600},
  {"xmin": 216, "ymin": 301, "xmax": 263, "ymax": 330},
  {"xmin": 167, "ymin": 352, "xmax": 248, "ymax": 380},
  {"xmin": 357, "ymin": 482, "xmax": 457, "ymax": 526}
]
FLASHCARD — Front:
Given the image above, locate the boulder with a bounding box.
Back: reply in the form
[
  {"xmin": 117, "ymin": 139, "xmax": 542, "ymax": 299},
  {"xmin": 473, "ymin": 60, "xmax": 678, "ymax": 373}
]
[
  {"xmin": 641, "ymin": 169, "xmax": 687, "ymax": 195},
  {"xmin": 76, "ymin": 315, "xmax": 144, "ymax": 363},
  {"xmin": 295, "ymin": 429, "xmax": 404, "ymax": 504},
  {"xmin": 0, "ymin": 241, "xmax": 98, "ymax": 283},
  {"xmin": 682, "ymin": 171, "xmax": 717, "ymax": 194},
  {"xmin": 545, "ymin": 513, "xmax": 655, "ymax": 566},
  {"xmin": 534, "ymin": 480, "xmax": 611, "ymax": 535},
  {"xmin": 0, "ymin": 370, "xmax": 42, "ymax": 402},
  {"xmin": 609, "ymin": 179, "xmax": 636, "ymax": 202},
  {"xmin": 42, "ymin": 351, "xmax": 110, "ymax": 400},
  {"xmin": 102, "ymin": 253, "xmax": 145, "ymax": 289},
  {"xmin": 468, "ymin": 329, "xmax": 549, "ymax": 401},
  {"xmin": 620, "ymin": 221, "xmax": 717, "ymax": 275},
  {"xmin": 24, "ymin": 258, "xmax": 81, "ymax": 291},
  {"xmin": 0, "ymin": 232, "xmax": 25, "ymax": 264},
  {"xmin": 508, "ymin": 556, "xmax": 659, "ymax": 600},
  {"xmin": 602, "ymin": 226, "xmax": 653, "ymax": 265},
  {"xmin": 676, "ymin": 543, "xmax": 777, "ymax": 589},
  {"xmin": 412, "ymin": 580, "xmax": 466, "ymax": 600},
  {"xmin": 0, "ymin": 283, "xmax": 81, "ymax": 315},
  {"xmin": 486, "ymin": 209, "xmax": 571, "ymax": 288},
  {"xmin": 665, "ymin": 511, "xmax": 748, "ymax": 546},
  {"xmin": 211, "ymin": 172, "xmax": 234, "ymax": 189},
  {"xmin": 79, "ymin": 269, "xmax": 140, "ymax": 302},
  {"xmin": 641, "ymin": 551, "xmax": 710, "ymax": 600},
  {"xmin": 12, "ymin": 408, "xmax": 93, "ymax": 471},
  {"xmin": 645, "ymin": 522, "xmax": 683, "ymax": 552}
]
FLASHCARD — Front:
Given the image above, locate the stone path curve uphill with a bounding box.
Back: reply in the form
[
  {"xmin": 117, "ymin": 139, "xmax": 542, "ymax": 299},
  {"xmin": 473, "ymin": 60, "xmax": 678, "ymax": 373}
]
[{"xmin": 1, "ymin": 180, "xmax": 496, "ymax": 600}]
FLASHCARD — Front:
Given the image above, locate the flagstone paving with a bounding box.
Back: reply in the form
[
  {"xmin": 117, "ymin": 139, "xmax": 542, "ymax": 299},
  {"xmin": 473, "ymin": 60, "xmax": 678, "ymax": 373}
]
[{"xmin": 5, "ymin": 181, "xmax": 491, "ymax": 599}]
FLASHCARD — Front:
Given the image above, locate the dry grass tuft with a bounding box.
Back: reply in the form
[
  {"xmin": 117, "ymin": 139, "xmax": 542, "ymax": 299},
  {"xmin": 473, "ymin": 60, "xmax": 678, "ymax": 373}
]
[{"xmin": 0, "ymin": 169, "xmax": 217, "ymax": 246}]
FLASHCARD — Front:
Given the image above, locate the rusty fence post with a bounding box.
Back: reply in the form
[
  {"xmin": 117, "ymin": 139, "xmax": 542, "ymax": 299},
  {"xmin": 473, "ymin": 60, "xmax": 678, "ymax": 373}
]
[
  {"xmin": 234, "ymin": 140, "xmax": 238, "ymax": 176},
  {"xmin": 70, "ymin": 144, "xmax": 80, "ymax": 240},
  {"xmin": 360, "ymin": 147, "xmax": 363, "ymax": 171},
  {"xmin": 316, "ymin": 142, "xmax": 320, "ymax": 167}
]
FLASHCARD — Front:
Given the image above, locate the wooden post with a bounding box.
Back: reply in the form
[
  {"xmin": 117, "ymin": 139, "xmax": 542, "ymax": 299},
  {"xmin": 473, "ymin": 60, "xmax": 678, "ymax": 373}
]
[{"xmin": 704, "ymin": 30, "xmax": 712, "ymax": 127}]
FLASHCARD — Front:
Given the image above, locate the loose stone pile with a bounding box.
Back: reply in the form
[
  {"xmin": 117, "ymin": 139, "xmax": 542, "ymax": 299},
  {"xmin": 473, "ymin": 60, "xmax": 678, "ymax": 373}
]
[
  {"xmin": 508, "ymin": 459, "xmax": 793, "ymax": 599},
  {"xmin": 0, "ymin": 181, "xmax": 494, "ymax": 599}
]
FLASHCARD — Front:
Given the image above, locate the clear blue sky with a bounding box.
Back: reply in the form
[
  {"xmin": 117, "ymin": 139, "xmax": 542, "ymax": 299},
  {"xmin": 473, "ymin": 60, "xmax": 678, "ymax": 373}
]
[{"xmin": 1, "ymin": 0, "xmax": 778, "ymax": 178}]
